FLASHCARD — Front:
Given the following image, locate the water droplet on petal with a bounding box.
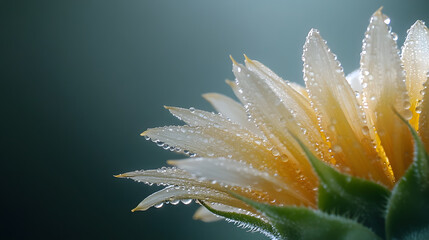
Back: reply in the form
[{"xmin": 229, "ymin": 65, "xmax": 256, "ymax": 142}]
[
  {"xmin": 384, "ymin": 17, "xmax": 391, "ymax": 24},
  {"xmin": 181, "ymin": 199, "xmax": 192, "ymax": 205},
  {"xmin": 154, "ymin": 202, "xmax": 164, "ymax": 208}
]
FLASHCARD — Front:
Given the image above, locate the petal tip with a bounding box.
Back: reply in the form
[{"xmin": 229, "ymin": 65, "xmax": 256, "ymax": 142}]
[
  {"xmin": 374, "ymin": 6, "xmax": 384, "ymax": 15},
  {"xmin": 140, "ymin": 130, "xmax": 150, "ymax": 136},
  {"xmin": 229, "ymin": 55, "xmax": 238, "ymax": 66},
  {"xmin": 166, "ymin": 159, "xmax": 178, "ymax": 165},
  {"xmin": 243, "ymin": 54, "xmax": 252, "ymax": 63}
]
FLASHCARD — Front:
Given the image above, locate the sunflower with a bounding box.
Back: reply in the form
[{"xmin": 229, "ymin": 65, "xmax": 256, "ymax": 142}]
[{"xmin": 116, "ymin": 8, "xmax": 429, "ymax": 240}]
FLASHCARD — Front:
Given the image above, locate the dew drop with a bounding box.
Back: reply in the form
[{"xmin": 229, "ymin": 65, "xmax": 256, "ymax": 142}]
[
  {"xmin": 181, "ymin": 199, "xmax": 193, "ymax": 205},
  {"xmin": 403, "ymin": 101, "xmax": 411, "ymax": 109},
  {"xmin": 416, "ymin": 105, "xmax": 423, "ymax": 114},
  {"xmin": 156, "ymin": 141, "xmax": 165, "ymax": 147},
  {"xmin": 154, "ymin": 202, "xmax": 164, "ymax": 208},
  {"xmin": 384, "ymin": 17, "xmax": 391, "ymax": 24},
  {"xmin": 402, "ymin": 109, "xmax": 413, "ymax": 120},
  {"xmin": 271, "ymin": 149, "xmax": 280, "ymax": 156},
  {"xmin": 332, "ymin": 145, "xmax": 342, "ymax": 153},
  {"xmin": 362, "ymin": 126, "xmax": 370, "ymax": 135}
]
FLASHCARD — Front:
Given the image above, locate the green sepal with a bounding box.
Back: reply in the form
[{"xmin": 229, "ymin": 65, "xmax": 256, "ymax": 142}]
[
  {"xmin": 231, "ymin": 193, "xmax": 381, "ymax": 240},
  {"xmin": 198, "ymin": 201, "xmax": 276, "ymax": 238},
  {"xmin": 385, "ymin": 112, "xmax": 429, "ymax": 240},
  {"xmin": 293, "ymin": 135, "xmax": 390, "ymax": 237}
]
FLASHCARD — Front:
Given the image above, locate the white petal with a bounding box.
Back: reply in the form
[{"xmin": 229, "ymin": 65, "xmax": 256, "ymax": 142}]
[
  {"xmin": 193, "ymin": 203, "xmax": 267, "ymax": 223},
  {"xmin": 166, "ymin": 106, "xmax": 261, "ymax": 137},
  {"xmin": 170, "ymin": 157, "xmax": 312, "ymax": 206},
  {"xmin": 193, "ymin": 206, "xmax": 223, "ymax": 222},
  {"xmin": 132, "ymin": 185, "xmax": 245, "ymax": 211},
  {"xmin": 288, "ymin": 82, "xmax": 309, "ymax": 98},
  {"xmin": 302, "ymin": 29, "xmax": 393, "ymax": 185},
  {"xmin": 202, "ymin": 93, "xmax": 263, "ymax": 136},
  {"xmin": 232, "ymin": 57, "xmax": 326, "ymax": 165},
  {"xmin": 418, "ymin": 78, "xmax": 429, "ymax": 151},
  {"xmin": 360, "ymin": 9, "xmax": 413, "ymax": 178},
  {"xmin": 230, "ymin": 58, "xmax": 323, "ymax": 200},
  {"xmin": 346, "ymin": 69, "xmax": 362, "ymax": 92},
  {"xmin": 142, "ymin": 126, "xmax": 276, "ymax": 167},
  {"xmin": 116, "ymin": 167, "xmax": 200, "ymax": 187},
  {"xmin": 402, "ymin": 20, "xmax": 429, "ymax": 136}
]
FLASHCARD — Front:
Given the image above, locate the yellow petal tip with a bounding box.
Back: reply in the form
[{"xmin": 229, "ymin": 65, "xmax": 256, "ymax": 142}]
[
  {"xmin": 140, "ymin": 130, "xmax": 149, "ymax": 136},
  {"xmin": 167, "ymin": 160, "xmax": 178, "ymax": 165},
  {"xmin": 374, "ymin": 6, "xmax": 384, "ymax": 16},
  {"xmin": 243, "ymin": 54, "xmax": 252, "ymax": 63},
  {"xmin": 229, "ymin": 55, "xmax": 238, "ymax": 65}
]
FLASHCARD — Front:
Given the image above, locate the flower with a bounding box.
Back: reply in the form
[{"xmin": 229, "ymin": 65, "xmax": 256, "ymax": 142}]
[{"xmin": 116, "ymin": 8, "xmax": 429, "ymax": 239}]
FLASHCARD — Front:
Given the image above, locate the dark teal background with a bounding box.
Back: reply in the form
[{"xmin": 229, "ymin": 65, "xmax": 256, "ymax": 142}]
[{"xmin": 2, "ymin": 0, "xmax": 429, "ymax": 239}]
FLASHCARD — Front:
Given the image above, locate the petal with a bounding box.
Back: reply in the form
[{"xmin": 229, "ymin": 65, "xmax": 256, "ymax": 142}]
[
  {"xmin": 243, "ymin": 59, "xmax": 327, "ymax": 157},
  {"xmin": 141, "ymin": 125, "xmax": 274, "ymax": 166},
  {"xmin": 142, "ymin": 125, "xmax": 316, "ymax": 203},
  {"xmin": 118, "ymin": 167, "xmax": 279, "ymax": 212},
  {"xmin": 303, "ymin": 29, "xmax": 393, "ymax": 186},
  {"xmin": 232, "ymin": 58, "xmax": 323, "ymax": 169},
  {"xmin": 289, "ymin": 82, "xmax": 309, "ymax": 98},
  {"xmin": 346, "ymin": 69, "xmax": 363, "ymax": 93},
  {"xmin": 402, "ymin": 20, "xmax": 429, "ymax": 129},
  {"xmin": 418, "ymin": 79, "xmax": 429, "ymax": 151},
  {"xmin": 117, "ymin": 168, "xmax": 248, "ymax": 211},
  {"xmin": 193, "ymin": 206, "xmax": 222, "ymax": 222},
  {"xmin": 116, "ymin": 167, "xmax": 203, "ymax": 187},
  {"xmin": 360, "ymin": 9, "xmax": 413, "ymax": 178},
  {"xmin": 193, "ymin": 202, "xmax": 267, "ymax": 223},
  {"xmin": 230, "ymin": 59, "xmax": 327, "ymax": 200},
  {"xmin": 202, "ymin": 93, "xmax": 263, "ymax": 135},
  {"xmin": 132, "ymin": 185, "xmax": 246, "ymax": 212},
  {"xmin": 166, "ymin": 105, "xmax": 262, "ymax": 138},
  {"xmin": 169, "ymin": 157, "xmax": 313, "ymax": 206}
]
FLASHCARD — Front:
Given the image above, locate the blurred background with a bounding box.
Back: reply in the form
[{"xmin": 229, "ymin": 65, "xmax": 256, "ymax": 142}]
[{"xmin": 2, "ymin": 0, "xmax": 429, "ymax": 239}]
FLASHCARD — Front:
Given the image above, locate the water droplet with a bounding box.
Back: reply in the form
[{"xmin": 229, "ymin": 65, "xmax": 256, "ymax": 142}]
[
  {"xmin": 181, "ymin": 199, "xmax": 192, "ymax": 205},
  {"xmin": 403, "ymin": 101, "xmax": 411, "ymax": 109},
  {"xmin": 416, "ymin": 105, "xmax": 423, "ymax": 114},
  {"xmin": 402, "ymin": 109, "xmax": 413, "ymax": 120},
  {"xmin": 384, "ymin": 17, "xmax": 391, "ymax": 24},
  {"xmin": 362, "ymin": 126, "xmax": 370, "ymax": 135},
  {"xmin": 332, "ymin": 145, "xmax": 342, "ymax": 153},
  {"xmin": 271, "ymin": 149, "xmax": 280, "ymax": 156},
  {"xmin": 154, "ymin": 202, "xmax": 164, "ymax": 208}
]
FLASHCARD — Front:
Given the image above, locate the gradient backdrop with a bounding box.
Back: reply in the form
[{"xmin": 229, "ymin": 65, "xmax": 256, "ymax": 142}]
[{"xmin": 3, "ymin": 0, "xmax": 429, "ymax": 239}]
